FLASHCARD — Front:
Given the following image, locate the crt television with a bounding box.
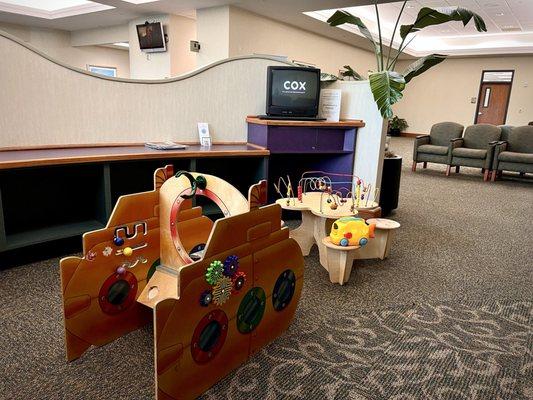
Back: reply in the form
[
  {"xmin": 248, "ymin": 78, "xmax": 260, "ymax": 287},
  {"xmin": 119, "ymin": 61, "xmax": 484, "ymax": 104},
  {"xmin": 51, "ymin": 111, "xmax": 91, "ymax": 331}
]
[
  {"xmin": 266, "ymin": 66, "xmax": 321, "ymax": 117},
  {"xmin": 136, "ymin": 22, "xmax": 166, "ymax": 53}
]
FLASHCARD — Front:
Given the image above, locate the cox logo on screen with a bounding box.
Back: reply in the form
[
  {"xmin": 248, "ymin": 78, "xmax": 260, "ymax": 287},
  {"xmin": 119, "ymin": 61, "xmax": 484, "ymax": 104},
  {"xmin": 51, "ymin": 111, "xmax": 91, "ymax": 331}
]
[{"xmin": 283, "ymin": 81, "xmax": 306, "ymax": 91}]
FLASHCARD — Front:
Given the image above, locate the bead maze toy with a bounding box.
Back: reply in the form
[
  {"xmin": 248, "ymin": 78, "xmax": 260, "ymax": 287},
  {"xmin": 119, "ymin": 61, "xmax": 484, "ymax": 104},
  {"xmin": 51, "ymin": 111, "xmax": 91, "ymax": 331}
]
[
  {"xmin": 60, "ymin": 166, "xmax": 304, "ymax": 400},
  {"xmin": 274, "ymin": 170, "xmax": 399, "ymax": 285}
]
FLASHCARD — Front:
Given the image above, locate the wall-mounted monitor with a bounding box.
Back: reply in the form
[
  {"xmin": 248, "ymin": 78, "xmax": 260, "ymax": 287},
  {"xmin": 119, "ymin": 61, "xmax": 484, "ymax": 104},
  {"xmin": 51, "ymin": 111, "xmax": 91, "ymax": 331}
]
[
  {"xmin": 266, "ymin": 66, "xmax": 321, "ymax": 118},
  {"xmin": 136, "ymin": 22, "xmax": 166, "ymax": 53}
]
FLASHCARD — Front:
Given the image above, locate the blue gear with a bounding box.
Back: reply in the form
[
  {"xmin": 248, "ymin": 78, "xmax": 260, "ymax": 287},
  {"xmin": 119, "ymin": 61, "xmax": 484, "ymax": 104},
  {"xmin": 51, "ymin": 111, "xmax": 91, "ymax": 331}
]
[
  {"xmin": 223, "ymin": 255, "xmax": 239, "ymax": 277},
  {"xmin": 199, "ymin": 290, "xmax": 213, "ymax": 307}
]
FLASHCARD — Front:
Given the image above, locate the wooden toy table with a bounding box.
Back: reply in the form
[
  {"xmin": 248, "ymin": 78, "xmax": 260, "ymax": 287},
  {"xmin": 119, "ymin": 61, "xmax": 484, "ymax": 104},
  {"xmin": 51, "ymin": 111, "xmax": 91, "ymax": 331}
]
[{"xmin": 275, "ymin": 192, "xmax": 378, "ymax": 269}]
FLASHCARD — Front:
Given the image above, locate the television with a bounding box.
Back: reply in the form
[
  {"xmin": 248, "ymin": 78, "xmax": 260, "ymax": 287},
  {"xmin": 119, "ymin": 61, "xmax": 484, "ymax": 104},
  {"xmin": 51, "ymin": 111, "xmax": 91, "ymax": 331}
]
[
  {"xmin": 266, "ymin": 66, "xmax": 321, "ymax": 118},
  {"xmin": 136, "ymin": 22, "xmax": 166, "ymax": 53}
]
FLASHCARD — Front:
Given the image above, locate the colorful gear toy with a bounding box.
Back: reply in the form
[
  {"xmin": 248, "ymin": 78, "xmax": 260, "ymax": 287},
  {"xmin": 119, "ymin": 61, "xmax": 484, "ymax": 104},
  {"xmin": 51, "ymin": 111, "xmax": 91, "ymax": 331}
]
[
  {"xmin": 212, "ymin": 276, "xmax": 232, "ymax": 305},
  {"xmin": 205, "ymin": 260, "xmax": 223, "ymax": 285},
  {"xmin": 232, "ymin": 271, "xmax": 246, "ymax": 293},
  {"xmin": 199, "ymin": 290, "xmax": 213, "ymax": 307},
  {"xmin": 223, "ymin": 255, "xmax": 239, "ymax": 277}
]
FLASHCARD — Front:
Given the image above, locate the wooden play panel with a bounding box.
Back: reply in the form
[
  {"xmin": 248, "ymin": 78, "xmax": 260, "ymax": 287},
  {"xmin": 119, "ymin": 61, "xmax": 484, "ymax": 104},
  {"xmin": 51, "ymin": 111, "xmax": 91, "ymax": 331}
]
[{"xmin": 59, "ymin": 169, "xmax": 304, "ymax": 400}]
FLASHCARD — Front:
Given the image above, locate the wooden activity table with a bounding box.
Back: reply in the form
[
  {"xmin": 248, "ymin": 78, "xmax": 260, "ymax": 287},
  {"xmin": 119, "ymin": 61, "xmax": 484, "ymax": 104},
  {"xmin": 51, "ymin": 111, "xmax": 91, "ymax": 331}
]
[{"xmin": 276, "ymin": 191, "xmax": 378, "ymax": 269}]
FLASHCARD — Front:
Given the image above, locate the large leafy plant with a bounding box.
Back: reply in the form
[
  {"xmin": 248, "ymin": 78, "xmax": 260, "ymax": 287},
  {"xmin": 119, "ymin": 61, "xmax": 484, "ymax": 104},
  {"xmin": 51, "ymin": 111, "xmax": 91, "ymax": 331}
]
[{"xmin": 327, "ymin": 2, "xmax": 487, "ymax": 119}]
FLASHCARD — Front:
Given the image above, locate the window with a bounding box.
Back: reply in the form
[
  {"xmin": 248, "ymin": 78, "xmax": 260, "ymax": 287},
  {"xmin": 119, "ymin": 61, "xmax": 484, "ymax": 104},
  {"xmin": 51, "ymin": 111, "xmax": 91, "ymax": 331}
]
[{"xmin": 87, "ymin": 65, "xmax": 117, "ymax": 77}]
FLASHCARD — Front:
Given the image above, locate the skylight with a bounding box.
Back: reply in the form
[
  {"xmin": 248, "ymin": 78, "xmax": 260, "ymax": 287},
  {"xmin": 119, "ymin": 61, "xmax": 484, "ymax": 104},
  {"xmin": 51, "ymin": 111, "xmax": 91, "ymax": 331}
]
[
  {"xmin": 0, "ymin": 0, "xmax": 114, "ymax": 18},
  {"xmin": 0, "ymin": 0, "xmax": 96, "ymax": 11}
]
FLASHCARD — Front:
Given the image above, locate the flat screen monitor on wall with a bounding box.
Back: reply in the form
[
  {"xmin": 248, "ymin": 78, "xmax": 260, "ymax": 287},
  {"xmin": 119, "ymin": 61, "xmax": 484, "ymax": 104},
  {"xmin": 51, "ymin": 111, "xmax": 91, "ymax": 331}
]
[
  {"xmin": 136, "ymin": 22, "xmax": 166, "ymax": 53},
  {"xmin": 266, "ymin": 66, "xmax": 321, "ymax": 117}
]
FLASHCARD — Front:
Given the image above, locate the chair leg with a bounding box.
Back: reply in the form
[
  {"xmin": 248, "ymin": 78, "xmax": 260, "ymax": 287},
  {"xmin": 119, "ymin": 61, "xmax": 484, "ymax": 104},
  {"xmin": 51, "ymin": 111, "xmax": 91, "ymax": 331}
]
[
  {"xmin": 455, "ymin": 166, "xmax": 460, "ymax": 173},
  {"xmin": 423, "ymin": 162, "xmax": 427, "ymax": 169},
  {"xmin": 519, "ymin": 172, "xmax": 525, "ymax": 177},
  {"xmin": 412, "ymin": 162, "xmax": 417, "ymax": 172},
  {"xmin": 445, "ymin": 165, "xmax": 451, "ymax": 176},
  {"xmin": 481, "ymin": 168, "xmax": 485, "ymax": 173},
  {"xmin": 491, "ymin": 170, "xmax": 497, "ymax": 181},
  {"xmin": 483, "ymin": 169, "xmax": 490, "ymax": 181}
]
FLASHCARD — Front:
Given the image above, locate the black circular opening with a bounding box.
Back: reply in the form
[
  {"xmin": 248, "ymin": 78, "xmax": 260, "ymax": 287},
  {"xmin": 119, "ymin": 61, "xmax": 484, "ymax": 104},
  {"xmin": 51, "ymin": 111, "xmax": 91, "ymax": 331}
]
[
  {"xmin": 198, "ymin": 320, "xmax": 222, "ymax": 352},
  {"xmin": 237, "ymin": 287, "xmax": 266, "ymax": 334},
  {"xmin": 107, "ymin": 279, "xmax": 131, "ymax": 305},
  {"xmin": 273, "ymin": 270, "xmax": 296, "ymax": 311}
]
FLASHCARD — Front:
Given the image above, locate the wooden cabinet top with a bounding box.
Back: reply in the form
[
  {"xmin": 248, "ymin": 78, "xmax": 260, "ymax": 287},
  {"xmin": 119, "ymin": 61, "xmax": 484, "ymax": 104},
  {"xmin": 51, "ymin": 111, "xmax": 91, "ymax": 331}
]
[
  {"xmin": 0, "ymin": 143, "xmax": 268, "ymax": 170},
  {"xmin": 246, "ymin": 116, "xmax": 365, "ymax": 128}
]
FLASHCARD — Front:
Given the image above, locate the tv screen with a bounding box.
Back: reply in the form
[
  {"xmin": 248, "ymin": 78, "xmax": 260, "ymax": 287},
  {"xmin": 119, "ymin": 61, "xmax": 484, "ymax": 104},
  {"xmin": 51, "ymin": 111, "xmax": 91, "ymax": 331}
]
[
  {"xmin": 266, "ymin": 66, "xmax": 321, "ymax": 117},
  {"xmin": 136, "ymin": 22, "xmax": 166, "ymax": 53}
]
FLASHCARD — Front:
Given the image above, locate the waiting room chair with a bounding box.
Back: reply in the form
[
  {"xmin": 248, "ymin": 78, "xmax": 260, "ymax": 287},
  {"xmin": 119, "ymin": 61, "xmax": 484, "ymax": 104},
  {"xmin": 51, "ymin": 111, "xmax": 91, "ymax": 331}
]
[
  {"xmin": 412, "ymin": 122, "xmax": 464, "ymax": 172},
  {"xmin": 448, "ymin": 124, "xmax": 501, "ymax": 181},
  {"xmin": 491, "ymin": 125, "xmax": 533, "ymax": 181}
]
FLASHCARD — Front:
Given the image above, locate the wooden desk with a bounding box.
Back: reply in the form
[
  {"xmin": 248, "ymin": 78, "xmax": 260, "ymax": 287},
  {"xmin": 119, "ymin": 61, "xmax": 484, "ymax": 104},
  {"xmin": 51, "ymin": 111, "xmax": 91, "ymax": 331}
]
[{"xmin": 0, "ymin": 143, "xmax": 268, "ymax": 255}]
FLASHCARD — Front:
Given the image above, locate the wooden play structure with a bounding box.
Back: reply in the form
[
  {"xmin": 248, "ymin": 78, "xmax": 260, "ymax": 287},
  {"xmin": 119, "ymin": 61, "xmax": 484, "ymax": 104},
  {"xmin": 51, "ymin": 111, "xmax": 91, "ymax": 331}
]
[
  {"xmin": 275, "ymin": 171, "xmax": 399, "ymax": 285},
  {"xmin": 60, "ymin": 166, "xmax": 304, "ymax": 399}
]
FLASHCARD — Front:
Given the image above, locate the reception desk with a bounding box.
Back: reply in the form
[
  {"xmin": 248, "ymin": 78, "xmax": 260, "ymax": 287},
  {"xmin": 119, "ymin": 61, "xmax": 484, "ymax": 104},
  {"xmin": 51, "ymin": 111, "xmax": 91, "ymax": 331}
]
[{"xmin": 0, "ymin": 143, "xmax": 268, "ymax": 256}]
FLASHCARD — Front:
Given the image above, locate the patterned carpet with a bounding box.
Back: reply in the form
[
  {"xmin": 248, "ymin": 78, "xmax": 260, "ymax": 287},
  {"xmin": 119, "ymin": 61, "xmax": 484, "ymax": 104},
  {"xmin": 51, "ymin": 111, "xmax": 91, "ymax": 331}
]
[{"xmin": 1, "ymin": 137, "xmax": 532, "ymax": 399}]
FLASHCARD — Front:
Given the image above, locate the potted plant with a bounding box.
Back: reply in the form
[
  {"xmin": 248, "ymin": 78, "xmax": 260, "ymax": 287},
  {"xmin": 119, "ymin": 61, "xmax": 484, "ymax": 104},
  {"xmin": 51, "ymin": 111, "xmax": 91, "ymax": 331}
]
[
  {"xmin": 327, "ymin": 3, "xmax": 486, "ymax": 119},
  {"xmin": 324, "ymin": 2, "xmax": 486, "ymax": 213},
  {"xmin": 388, "ymin": 116, "xmax": 408, "ymax": 137}
]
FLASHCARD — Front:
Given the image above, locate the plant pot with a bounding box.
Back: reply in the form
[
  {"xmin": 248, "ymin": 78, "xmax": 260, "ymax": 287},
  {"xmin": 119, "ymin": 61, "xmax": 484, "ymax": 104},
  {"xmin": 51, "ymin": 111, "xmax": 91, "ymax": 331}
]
[
  {"xmin": 388, "ymin": 128, "xmax": 401, "ymax": 137},
  {"xmin": 380, "ymin": 156, "xmax": 402, "ymax": 216}
]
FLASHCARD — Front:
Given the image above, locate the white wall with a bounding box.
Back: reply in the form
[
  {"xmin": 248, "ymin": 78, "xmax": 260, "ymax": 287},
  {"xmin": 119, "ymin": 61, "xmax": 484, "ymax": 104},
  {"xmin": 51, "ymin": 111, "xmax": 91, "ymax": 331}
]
[
  {"xmin": 228, "ymin": 7, "xmax": 376, "ymax": 75},
  {"xmin": 0, "ymin": 22, "xmax": 130, "ymax": 78},
  {"xmin": 394, "ymin": 56, "xmax": 533, "ymax": 134}
]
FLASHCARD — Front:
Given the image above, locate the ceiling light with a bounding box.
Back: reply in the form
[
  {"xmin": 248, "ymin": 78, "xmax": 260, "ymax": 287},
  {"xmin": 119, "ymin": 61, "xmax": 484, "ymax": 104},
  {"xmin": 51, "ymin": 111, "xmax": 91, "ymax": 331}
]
[
  {"xmin": 113, "ymin": 42, "xmax": 129, "ymax": 48},
  {"xmin": 496, "ymin": 12, "xmax": 505, "ymax": 16},
  {"xmin": 0, "ymin": 0, "xmax": 96, "ymax": 11}
]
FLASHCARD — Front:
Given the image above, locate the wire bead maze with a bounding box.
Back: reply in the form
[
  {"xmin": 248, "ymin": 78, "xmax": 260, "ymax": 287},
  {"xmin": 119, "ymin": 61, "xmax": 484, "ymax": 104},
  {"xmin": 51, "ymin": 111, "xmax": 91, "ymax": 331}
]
[{"xmin": 275, "ymin": 171, "xmax": 380, "ymax": 214}]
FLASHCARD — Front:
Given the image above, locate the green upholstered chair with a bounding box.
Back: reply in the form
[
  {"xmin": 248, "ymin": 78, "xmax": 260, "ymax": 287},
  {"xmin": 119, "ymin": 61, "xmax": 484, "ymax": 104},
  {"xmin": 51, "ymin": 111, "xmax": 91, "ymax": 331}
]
[
  {"xmin": 491, "ymin": 125, "xmax": 533, "ymax": 181},
  {"xmin": 412, "ymin": 122, "xmax": 464, "ymax": 172},
  {"xmin": 448, "ymin": 124, "xmax": 501, "ymax": 181}
]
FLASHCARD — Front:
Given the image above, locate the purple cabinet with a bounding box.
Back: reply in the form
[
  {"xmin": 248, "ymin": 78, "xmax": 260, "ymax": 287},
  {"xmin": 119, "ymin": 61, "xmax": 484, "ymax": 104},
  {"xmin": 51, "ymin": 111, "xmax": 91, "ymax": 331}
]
[{"xmin": 247, "ymin": 118, "xmax": 363, "ymax": 201}]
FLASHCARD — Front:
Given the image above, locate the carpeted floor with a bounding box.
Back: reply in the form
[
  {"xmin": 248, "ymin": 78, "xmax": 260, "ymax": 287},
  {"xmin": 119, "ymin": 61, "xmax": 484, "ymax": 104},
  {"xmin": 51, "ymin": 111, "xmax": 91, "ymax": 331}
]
[{"xmin": 1, "ymin": 137, "xmax": 532, "ymax": 399}]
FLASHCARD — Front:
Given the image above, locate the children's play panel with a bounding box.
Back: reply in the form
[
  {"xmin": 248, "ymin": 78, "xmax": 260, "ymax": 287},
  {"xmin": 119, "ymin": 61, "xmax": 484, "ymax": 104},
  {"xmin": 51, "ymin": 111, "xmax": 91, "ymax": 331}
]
[{"xmin": 59, "ymin": 166, "xmax": 304, "ymax": 399}]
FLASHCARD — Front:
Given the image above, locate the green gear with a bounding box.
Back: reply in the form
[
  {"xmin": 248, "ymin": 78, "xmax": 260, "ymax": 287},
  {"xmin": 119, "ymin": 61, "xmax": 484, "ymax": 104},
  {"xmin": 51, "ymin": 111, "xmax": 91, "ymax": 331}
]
[{"xmin": 205, "ymin": 260, "xmax": 223, "ymax": 285}]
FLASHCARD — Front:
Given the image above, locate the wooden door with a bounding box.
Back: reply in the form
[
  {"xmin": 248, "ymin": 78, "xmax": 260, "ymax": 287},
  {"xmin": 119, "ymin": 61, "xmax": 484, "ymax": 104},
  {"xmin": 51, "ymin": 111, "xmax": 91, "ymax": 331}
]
[{"xmin": 476, "ymin": 82, "xmax": 511, "ymax": 125}]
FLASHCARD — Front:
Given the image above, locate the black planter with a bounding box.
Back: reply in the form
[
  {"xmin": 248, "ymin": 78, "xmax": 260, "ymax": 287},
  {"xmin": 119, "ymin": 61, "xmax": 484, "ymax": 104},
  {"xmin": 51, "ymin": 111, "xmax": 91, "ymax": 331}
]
[
  {"xmin": 380, "ymin": 156, "xmax": 402, "ymax": 216},
  {"xmin": 388, "ymin": 128, "xmax": 401, "ymax": 137}
]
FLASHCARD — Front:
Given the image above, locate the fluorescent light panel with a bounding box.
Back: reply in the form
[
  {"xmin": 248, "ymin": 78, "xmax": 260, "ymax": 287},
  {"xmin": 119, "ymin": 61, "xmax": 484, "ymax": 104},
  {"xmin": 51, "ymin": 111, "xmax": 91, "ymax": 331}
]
[
  {"xmin": 119, "ymin": 0, "xmax": 159, "ymax": 4},
  {"xmin": 0, "ymin": 0, "xmax": 95, "ymax": 11}
]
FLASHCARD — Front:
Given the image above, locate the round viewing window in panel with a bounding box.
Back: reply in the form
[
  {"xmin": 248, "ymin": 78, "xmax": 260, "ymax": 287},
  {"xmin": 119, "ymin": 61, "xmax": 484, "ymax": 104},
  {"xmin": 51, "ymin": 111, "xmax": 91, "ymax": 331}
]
[
  {"xmin": 237, "ymin": 287, "xmax": 266, "ymax": 334},
  {"xmin": 191, "ymin": 310, "xmax": 228, "ymax": 364},
  {"xmin": 272, "ymin": 270, "xmax": 296, "ymax": 311},
  {"xmin": 98, "ymin": 271, "xmax": 138, "ymax": 315}
]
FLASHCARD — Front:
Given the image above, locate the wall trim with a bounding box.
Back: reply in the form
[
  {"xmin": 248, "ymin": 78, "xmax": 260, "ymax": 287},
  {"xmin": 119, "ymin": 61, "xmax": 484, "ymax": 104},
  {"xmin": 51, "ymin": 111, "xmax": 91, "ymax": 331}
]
[
  {"xmin": 0, "ymin": 28, "xmax": 292, "ymax": 84},
  {"xmin": 400, "ymin": 132, "xmax": 422, "ymax": 138}
]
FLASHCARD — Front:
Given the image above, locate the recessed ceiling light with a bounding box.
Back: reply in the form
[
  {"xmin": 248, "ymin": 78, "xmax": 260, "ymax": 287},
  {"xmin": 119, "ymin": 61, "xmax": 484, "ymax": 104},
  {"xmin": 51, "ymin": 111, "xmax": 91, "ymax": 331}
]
[
  {"xmin": 0, "ymin": 0, "xmax": 97, "ymax": 12},
  {"xmin": 113, "ymin": 42, "xmax": 129, "ymax": 48},
  {"xmin": 496, "ymin": 12, "xmax": 505, "ymax": 16}
]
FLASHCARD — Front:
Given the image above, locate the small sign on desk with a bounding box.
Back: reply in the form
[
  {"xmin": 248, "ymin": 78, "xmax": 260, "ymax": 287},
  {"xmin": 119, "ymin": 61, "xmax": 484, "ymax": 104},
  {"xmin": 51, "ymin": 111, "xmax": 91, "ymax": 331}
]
[
  {"xmin": 318, "ymin": 89, "xmax": 341, "ymax": 122},
  {"xmin": 198, "ymin": 123, "xmax": 212, "ymax": 147}
]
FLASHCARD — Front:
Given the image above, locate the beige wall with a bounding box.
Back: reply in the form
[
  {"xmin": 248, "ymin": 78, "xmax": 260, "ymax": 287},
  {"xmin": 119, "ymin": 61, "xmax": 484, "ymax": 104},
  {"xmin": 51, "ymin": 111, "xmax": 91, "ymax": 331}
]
[
  {"xmin": 228, "ymin": 7, "xmax": 376, "ymax": 76},
  {"xmin": 0, "ymin": 22, "xmax": 130, "ymax": 78},
  {"xmin": 168, "ymin": 15, "xmax": 197, "ymax": 76},
  {"xmin": 196, "ymin": 6, "xmax": 230, "ymax": 68},
  {"xmin": 394, "ymin": 56, "xmax": 533, "ymax": 134}
]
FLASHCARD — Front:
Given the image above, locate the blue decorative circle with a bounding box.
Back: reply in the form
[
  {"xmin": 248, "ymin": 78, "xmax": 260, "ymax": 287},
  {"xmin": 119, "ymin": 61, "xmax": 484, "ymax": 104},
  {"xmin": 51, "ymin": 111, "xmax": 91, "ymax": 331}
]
[
  {"xmin": 359, "ymin": 237, "xmax": 368, "ymax": 246},
  {"xmin": 340, "ymin": 238, "xmax": 349, "ymax": 247}
]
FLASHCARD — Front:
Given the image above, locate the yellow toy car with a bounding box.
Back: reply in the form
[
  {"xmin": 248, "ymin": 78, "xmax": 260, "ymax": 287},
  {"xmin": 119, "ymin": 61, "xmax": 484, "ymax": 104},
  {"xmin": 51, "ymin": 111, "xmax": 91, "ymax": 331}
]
[{"xmin": 329, "ymin": 217, "xmax": 375, "ymax": 247}]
